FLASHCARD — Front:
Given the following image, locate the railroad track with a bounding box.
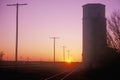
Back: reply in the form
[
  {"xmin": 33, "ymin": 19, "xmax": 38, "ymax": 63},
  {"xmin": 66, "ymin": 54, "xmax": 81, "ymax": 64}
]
[{"xmin": 44, "ymin": 66, "xmax": 80, "ymax": 80}]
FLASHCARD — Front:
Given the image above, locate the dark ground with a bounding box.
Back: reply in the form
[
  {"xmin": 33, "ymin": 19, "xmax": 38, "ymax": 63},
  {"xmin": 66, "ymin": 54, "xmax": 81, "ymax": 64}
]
[
  {"xmin": 0, "ymin": 61, "xmax": 79, "ymax": 80},
  {"xmin": 0, "ymin": 61, "xmax": 120, "ymax": 80}
]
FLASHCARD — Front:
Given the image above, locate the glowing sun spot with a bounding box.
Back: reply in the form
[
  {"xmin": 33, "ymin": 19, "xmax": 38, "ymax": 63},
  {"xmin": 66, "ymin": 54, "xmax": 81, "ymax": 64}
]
[{"xmin": 66, "ymin": 60, "xmax": 71, "ymax": 63}]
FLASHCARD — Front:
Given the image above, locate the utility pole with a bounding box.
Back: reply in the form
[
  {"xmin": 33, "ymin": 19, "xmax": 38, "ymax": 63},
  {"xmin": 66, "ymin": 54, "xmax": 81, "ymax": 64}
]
[
  {"xmin": 62, "ymin": 46, "xmax": 66, "ymax": 62},
  {"xmin": 50, "ymin": 37, "xmax": 59, "ymax": 63},
  {"xmin": 7, "ymin": 3, "xmax": 27, "ymax": 62},
  {"xmin": 67, "ymin": 50, "xmax": 70, "ymax": 61}
]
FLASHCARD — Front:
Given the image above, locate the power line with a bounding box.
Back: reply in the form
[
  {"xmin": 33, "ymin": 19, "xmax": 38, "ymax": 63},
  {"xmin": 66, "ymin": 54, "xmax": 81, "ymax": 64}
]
[
  {"xmin": 50, "ymin": 37, "xmax": 59, "ymax": 63},
  {"xmin": 7, "ymin": 3, "xmax": 27, "ymax": 62}
]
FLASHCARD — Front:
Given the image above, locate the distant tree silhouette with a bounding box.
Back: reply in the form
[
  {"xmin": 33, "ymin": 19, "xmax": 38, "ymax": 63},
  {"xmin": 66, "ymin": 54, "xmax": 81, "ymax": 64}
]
[
  {"xmin": 107, "ymin": 10, "xmax": 120, "ymax": 52},
  {"xmin": 0, "ymin": 51, "xmax": 5, "ymax": 61}
]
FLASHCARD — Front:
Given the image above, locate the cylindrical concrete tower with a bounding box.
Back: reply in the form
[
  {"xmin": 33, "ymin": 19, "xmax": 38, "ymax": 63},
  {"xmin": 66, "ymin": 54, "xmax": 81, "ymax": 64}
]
[{"xmin": 82, "ymin": 4, "xmax": 106, "ymax": 67}]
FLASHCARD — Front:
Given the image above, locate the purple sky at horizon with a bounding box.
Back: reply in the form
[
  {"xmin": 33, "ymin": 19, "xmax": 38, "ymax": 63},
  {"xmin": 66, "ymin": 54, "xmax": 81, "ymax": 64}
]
[{"xmin": 0, "ymin": 0, "xmax": 120, "ymax": 62}]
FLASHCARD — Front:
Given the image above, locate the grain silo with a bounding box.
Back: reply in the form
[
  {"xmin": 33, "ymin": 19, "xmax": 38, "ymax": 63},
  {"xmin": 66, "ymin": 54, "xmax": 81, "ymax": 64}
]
[{"xmin": 82, "ymin": 4, "xmax": 107, "ymax": 67}]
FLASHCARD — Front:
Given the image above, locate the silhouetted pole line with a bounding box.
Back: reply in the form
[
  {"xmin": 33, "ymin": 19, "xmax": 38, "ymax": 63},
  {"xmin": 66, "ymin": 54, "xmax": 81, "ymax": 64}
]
[
  {"xmin": 7, "ymin": 3, "xmax": 27, "ymax": 62},
  {"xmin": 67, "ymin": 50, "xmax": 70, "ymax": 61},
  {"xmin": 62, "ymin": 46, "xmax": 66, "ymax": 62},
  {"xmin": 50, "ymin": 37, "xmax": 59, "ymax": 63}
]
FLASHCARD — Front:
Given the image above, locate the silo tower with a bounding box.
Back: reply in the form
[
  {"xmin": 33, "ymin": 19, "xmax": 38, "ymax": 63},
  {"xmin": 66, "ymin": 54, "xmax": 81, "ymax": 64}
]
[{"xmin": 82, "ymin": 4, "xmax": 107, "ymax": 67}]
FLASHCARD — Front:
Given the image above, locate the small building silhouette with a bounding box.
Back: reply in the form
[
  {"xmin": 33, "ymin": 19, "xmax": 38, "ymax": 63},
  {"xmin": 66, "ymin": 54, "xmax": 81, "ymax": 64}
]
[{"xmin": 82, "ymin": 3, "xmax": 107, "ymax": 67}]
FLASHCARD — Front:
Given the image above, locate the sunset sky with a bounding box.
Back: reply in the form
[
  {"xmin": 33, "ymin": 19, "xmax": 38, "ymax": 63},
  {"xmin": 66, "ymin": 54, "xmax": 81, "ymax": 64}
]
[{"xmin": 0, "ymin": 0, "xmax": 120, "ymax": 62}]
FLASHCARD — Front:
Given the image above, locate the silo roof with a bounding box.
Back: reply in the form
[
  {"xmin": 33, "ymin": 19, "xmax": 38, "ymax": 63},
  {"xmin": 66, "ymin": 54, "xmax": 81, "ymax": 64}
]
[{"xmin": 83, "ymin": 3, "xmax": 105, "ymax": 7}]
